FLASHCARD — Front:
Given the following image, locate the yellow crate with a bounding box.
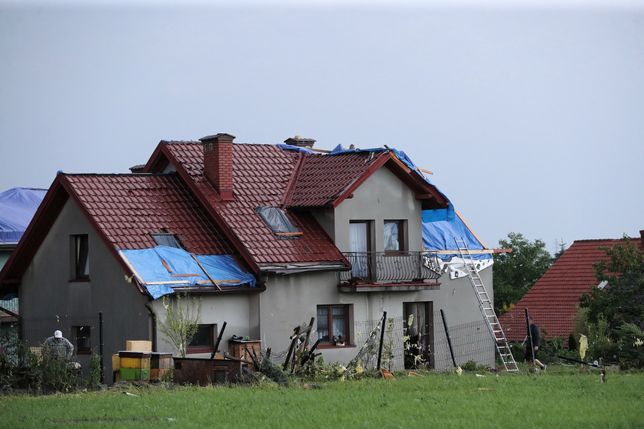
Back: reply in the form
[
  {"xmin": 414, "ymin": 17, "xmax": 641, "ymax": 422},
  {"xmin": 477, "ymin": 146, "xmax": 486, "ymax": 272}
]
[
  {"xmin": 126, "ymin": 340, "xmax": 152, "ymax": 352},
  {"xmin": 112, "ymin": 354, "xmax": 120, "ymax": 370},
  {"xmin": 120, "ymin": 356, "xmax": 151, "ymax": 369}
]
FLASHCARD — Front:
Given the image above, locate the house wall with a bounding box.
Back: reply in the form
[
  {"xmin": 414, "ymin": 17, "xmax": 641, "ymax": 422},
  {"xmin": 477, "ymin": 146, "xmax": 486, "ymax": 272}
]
[
  {"xmin": 260, "ymin": 268, "xmax": 494, "ymax": 371},
  {"xmin": 19, "ymin": 199, "xmax": 151, "ymax": 379},
  {"xmin": 257, "ymin": 166, "xmax": 495, "ymax": 371},
  {"xmin": 333, "ymin": 167, "xmax": 424, "ymax": 253},
  {"xmin": 148, "ymin": 293, "xmax": 260, "ymax": 358}
]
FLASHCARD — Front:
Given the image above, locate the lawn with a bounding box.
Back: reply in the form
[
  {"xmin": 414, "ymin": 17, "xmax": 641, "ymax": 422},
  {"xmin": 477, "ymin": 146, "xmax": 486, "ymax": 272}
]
[{"xmin": 1, "ymin": 369, "xmax": 643, "ymax": 429}]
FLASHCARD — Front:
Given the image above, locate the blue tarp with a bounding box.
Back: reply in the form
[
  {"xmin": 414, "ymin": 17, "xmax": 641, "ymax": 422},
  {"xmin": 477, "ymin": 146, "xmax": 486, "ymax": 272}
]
[
  {"xmin": 276, "ymin": 144, "xmax": 315, "ymax": 154},
  {"xmin": 422, "ymin": 210, "xmax": 491, "ymax": 260},
  {"xmin": 120, "ymin": 246, "xmax": 256, "ymax": 299},
  {"xmin": 0, "ymin": 188, "xmax": 47, "ymax": 244}
]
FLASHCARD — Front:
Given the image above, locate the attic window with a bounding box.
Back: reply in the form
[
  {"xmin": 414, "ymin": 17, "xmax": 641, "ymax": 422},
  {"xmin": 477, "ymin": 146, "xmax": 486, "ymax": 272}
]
[
  {"xmin": 151, "ymin": 233, "xmax": 182, "ymax": 248},
  {"xmin": 256, "ymin": 207, "xmax": 302, "ymax": 237}
]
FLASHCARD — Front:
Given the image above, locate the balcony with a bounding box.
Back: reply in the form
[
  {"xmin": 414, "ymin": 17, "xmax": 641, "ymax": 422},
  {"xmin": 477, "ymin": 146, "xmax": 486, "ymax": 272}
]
[{"xmin": 338, "ymin": 251, "xmax": 443, "ymax": 292}]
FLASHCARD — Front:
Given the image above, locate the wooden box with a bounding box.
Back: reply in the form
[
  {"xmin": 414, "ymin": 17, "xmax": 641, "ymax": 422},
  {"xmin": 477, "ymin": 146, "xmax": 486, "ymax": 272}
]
[
  {"xmin": 126, "ymin": 340, "xmax": 152, "ymax": 352},
  {"xmin": 228, "ymin": 340, "xmax": 261, "ymax": 363}
]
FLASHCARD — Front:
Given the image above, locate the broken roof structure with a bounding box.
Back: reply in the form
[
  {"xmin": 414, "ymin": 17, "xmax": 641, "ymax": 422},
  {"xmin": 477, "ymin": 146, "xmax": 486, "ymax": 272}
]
[{"xmin": 1, "ymin": 134, "xmax": 489, "ymax": 300}]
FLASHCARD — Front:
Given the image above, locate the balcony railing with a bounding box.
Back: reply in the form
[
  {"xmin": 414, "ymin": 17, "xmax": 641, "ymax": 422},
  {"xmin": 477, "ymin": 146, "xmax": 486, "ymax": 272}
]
[{"xmin": 339, "ymin": 251, "xmax": 442, "ymax": 284}]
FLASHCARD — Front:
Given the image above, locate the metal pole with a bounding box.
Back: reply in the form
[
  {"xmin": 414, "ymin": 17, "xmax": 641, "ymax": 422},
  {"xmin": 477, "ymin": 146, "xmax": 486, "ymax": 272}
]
[
  {"xmin": 99, "ymin": 311, "xmax": 104, "ymax": 384},
  {"xmin": 376, "ymin": 311, "xmax": 387, "ymax": 370},
  {"xmin": 440, "ymin": 309, "xmax": 457, "ymax": 368},
  {"xmin": 525, "ymin": 308, "xmax": 535, "ymax": 364}
]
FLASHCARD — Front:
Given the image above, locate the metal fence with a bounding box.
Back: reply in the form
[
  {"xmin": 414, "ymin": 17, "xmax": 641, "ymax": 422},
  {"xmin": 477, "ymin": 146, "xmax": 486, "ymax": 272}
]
[
  {"xmin": 268, "ymin": 312, "xmax": 496, "ymax": 373},
  {"xmin": 339, "ymin": 251, "xmax": 442, "ymax": 283}
]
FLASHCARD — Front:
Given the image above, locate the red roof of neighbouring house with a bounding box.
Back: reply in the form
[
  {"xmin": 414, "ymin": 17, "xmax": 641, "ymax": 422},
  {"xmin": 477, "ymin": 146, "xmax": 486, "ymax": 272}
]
[
  {"xmin": 146, "ymin": 142, "xmax": 448, "ymax": 270},
  {"xmin": 499, "ymin": 237, "xmax": 641, "ymax": 341}
]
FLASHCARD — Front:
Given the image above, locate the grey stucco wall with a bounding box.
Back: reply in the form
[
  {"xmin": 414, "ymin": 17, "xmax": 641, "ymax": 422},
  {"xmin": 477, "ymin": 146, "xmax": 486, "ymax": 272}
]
[
  {"xmin": 149, "ymin": 292, "xmax": 259, "ymax": 358},
  {"xmin": 19, "ymin": 198, "xmax": 151, "ymax": 379},
  {"xmin": 258, "ymin": 166, "xmax": 495, "ymax": 370},
  {"xmin": 260, "ymin": 267, "xmax": 494, "ymax": 371},
  {"xmin": 333, "ymin": 167, "xmax": 423, "ymax": 253}
]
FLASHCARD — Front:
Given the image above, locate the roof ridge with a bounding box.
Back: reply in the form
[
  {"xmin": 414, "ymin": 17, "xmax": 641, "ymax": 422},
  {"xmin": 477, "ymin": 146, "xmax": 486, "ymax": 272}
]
[
  {"xmin": 572, "ymin": 237, "xmax": 634, "ymax": 243},
  {"xmin": 62, "ymin": 173, "xmax": 176, "ymax": 177}
]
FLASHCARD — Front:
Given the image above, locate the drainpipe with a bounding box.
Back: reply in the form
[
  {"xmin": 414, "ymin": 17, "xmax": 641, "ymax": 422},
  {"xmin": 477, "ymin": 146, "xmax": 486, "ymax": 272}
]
[{"xmin": 145, "ymin": 303, "xmax": 157, "ymax": 352}]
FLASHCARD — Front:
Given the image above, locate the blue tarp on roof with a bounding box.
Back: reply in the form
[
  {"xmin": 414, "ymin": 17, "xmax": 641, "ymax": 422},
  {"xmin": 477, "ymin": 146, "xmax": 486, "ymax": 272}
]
[
  {"xmin": 119, "ymin": 246, "xmax": 256, "ymax": 299},
  {"xmin": 0, "ymin": 188, "xmax": 47, "ymax": 244},
  {"xmin": 422, "ymin": 210, "xmax": 491, "ymax": 260}
]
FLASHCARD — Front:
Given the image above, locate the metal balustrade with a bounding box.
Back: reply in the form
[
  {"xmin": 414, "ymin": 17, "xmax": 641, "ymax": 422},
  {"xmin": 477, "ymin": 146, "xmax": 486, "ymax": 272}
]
[{"xmin": 339, "ymin": 251, "xmax": 442, "ymax": 284}]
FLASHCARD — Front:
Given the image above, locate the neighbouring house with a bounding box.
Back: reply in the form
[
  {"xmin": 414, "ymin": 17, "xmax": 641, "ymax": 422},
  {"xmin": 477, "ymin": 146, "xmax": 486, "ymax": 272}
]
[
  {"xmin": 0, "ymin": 134, "xmax": 497, "ymax": 378},
  {"xmin": 0, "ymin": 187, "xmax": 47, "ymax": 328},
  {"xmin": 499, "ymin": 232, "xmax": 644, "ymax": 343}
]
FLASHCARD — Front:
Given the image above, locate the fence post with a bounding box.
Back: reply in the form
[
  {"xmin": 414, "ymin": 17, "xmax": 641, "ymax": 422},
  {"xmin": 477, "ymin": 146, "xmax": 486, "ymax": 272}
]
[
  {"xmin": 99, "ymin": 311, "xmax": 104, "ymax": 384},
  {"xmin": 376, "ymin": 311, "xmax": 387, "ymax": 370},
  {"xmin": 440, "ymin": 309, "xmax": 458, "ymax": 368}
]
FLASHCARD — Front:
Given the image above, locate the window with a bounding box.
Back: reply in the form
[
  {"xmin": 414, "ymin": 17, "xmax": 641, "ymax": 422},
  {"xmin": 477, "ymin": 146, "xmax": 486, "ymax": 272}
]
[
  {"xmin": 72, "ymin": 325, "xmax": 91, "ymax": 354},
  {"xmin": 151, "ymin": 233, "xmax": 182, "ymax": 248},
  {"xmin": 70, "ymin": 234, "xmax": 89, "ymax": 280},
  {"xmin": 384, "ymin": 220, "xmax": 406, "ymax": 252},
  {"xmin": 317, "ymin": 305, "xmax": 351, "ymax": 346},
  {"xmin": 256, "ymin": 207, "xmax": 302, "ymax": 237},
  {"xmin": 187, "ymin": 324, "xmax": 216, "ymax": 354}
]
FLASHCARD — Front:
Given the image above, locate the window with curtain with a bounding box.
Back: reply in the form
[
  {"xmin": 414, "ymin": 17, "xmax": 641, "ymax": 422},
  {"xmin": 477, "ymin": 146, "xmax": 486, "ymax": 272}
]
[
  {"xmin": 317, "ymin": 305, "xmax": 351, "ymax": 346},
  {"xmin": 384, "ymin": 220, "xmax": 406, "ymax": 252}
]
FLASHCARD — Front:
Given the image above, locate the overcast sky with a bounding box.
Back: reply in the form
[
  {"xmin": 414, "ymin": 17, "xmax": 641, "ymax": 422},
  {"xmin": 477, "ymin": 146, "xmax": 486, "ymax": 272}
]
[{"xmin": 1, "ymin": 0, "xmax": 642, "ymax": 252}]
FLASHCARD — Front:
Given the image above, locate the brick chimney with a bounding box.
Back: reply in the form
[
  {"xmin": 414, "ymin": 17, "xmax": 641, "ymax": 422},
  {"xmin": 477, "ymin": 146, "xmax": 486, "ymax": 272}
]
[
  {"xmin": 284, "ymin": 136, "xmax": 316, "ymax": 148},
  {"xmin": 200, "ymin": 133, "xmax": 235, "ymax": 201}
]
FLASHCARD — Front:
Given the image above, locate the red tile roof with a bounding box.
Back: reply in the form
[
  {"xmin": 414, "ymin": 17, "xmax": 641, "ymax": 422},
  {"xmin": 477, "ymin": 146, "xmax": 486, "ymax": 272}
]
[
  {"xmin": 499, "ymin": 238, "xmax": 640, "ymax": 341},
  {"xmin": 64, "ymin": 174, "xmax": 232, "ymax": 255},
  {"xmin": 154, "ymin": 143, "xmax": 350, "ymax": 267},
  {"xmin": 286, "ymin": 152, "xmax": 388, "ymax": 207}
]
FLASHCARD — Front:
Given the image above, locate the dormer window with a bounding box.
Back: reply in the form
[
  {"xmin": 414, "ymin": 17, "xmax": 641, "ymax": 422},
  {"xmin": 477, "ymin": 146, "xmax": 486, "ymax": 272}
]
[
  {"xmin": 151, "ymin": 233, "xmax": 182, "ymax": 248},
  {"xmin": 256, "ymin": 207, "xmax": 302, "ymax": 237}
]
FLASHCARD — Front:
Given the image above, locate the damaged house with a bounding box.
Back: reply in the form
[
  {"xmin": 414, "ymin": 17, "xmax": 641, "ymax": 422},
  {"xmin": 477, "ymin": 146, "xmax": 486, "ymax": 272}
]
[{"xmin": 0, "ymin": 134, "xmax": 497, "ymax": 377}]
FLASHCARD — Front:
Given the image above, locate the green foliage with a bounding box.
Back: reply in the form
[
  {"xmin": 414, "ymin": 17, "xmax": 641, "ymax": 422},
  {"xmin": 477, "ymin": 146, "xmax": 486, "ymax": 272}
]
[
  {"xmin": 158, "ymin": 294, "xmax": 201, "ymax": 358},
  {"xmin": 579, "ymin": 237, "xmax": 643, "ymax": 368},
  {"xmin": 493, "ymin": 232, "xmax": 552, "ymax": 314},
  {"xmin": 40, "ymin": 354, "xmax": 78, "ymax": 393},
  {"xmin": 86, "ymin": 353, "xmax": 102, "ymax": 388}
]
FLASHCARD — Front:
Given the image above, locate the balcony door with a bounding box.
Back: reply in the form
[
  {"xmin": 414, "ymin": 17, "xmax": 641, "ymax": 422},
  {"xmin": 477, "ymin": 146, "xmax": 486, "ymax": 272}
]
[
  {"xmin": 403, "ymin": 301, "xmax": 434, "ymax": 369},
  {"xmin": 349, "ymin": 221, "xmax": 371, "ymax": 279}
]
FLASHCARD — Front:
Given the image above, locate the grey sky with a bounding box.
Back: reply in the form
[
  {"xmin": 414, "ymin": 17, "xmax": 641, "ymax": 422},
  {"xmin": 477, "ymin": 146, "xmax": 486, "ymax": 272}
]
[{"xmin": 1, "ymin": 1, "xmax": 642, "ymax": 252}]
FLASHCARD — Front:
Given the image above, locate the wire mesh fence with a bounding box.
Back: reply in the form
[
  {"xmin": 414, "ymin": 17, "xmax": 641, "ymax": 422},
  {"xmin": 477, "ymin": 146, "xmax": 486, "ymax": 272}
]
[{"xmin": 267, "ymin": 311, "xmax": 496, "ymax": 373}]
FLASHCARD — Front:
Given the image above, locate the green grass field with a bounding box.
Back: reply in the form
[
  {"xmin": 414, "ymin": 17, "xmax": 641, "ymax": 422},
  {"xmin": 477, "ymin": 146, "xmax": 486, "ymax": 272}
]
[{"xmin": 1, "ymin": 370, "xmax": 643, "ymax": 428}]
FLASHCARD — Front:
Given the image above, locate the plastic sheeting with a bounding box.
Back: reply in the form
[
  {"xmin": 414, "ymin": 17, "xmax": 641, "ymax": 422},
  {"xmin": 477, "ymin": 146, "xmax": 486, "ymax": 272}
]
[
  {"xmin": 0, "ymin": 188, "xmax": 47, "ymax": 243},
  {"xmin": 276, "ymin": 144, "xmax": 314, "ymax": 154},
  {"xmin": 119, "ymin": 246, "xmax": 256, "ymax": 299},
  {"xmin": 422, "ymin": 210, "xmax": 491, "ymax": 260}
]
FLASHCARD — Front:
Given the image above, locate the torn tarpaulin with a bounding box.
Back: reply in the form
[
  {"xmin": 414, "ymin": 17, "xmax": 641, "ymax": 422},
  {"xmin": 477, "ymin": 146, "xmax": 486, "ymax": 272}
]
[{"xmin": 119, "ymin": 246, "xmax": 256, "ymax": 299}]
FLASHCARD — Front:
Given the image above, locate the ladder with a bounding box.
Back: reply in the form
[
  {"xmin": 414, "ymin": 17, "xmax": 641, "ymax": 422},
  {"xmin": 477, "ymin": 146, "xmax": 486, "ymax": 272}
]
[{"xmin": 455, "ymin": 237, "xmax": 519, "ymax": 373}]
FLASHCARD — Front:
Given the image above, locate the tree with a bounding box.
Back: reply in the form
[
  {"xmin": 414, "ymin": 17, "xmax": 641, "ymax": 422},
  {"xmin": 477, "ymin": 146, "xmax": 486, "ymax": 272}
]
[
  {"xmin": 158, "ymin": 294, "xmax": 201, "ymax": 358},
  {"xmin": 578, "ymin": 237, "xmax": 643, "ymax": 368},
  {"xmin": 493, "ymin": 232, "xmax": 552, "ymax": 314}
]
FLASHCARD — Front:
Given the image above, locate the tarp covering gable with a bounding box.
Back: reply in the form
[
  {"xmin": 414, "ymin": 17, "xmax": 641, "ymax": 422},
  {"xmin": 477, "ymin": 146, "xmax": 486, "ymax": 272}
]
[
  {"xmin": 0, "ymin": 188, "xmax": 47, "ymax": 243},
  {"xmin": 422, "ymin": 210, "xmax": 491, "ymax": 260},
  {"xmin": 119, "ymin": 246, "xmax": 256, "ymax": 299}
]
